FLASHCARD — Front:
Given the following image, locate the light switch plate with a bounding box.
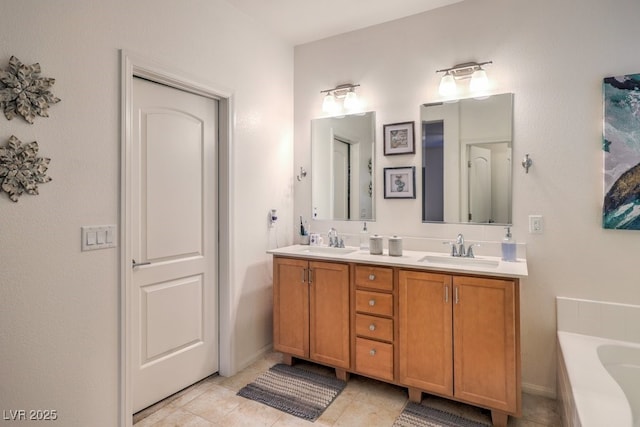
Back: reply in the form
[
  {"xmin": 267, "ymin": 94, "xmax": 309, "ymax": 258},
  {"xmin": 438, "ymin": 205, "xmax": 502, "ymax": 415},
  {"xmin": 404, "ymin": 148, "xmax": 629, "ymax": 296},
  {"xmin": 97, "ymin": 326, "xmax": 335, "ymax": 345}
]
[
  {"xmin": 82, "ymin": 225, "xmax": 117, "ymax": 251},
  {"xmin": 86, "ymin": 231, "xmax": 97, "ymax": 246},
  {"xmin": 528, "ymin": 215, "xmax": 544, "ymax": 234}
]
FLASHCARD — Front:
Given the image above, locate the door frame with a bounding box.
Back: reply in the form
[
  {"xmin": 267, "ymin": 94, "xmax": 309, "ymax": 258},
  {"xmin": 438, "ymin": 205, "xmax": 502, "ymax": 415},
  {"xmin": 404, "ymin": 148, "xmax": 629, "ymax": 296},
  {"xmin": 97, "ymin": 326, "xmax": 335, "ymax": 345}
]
[{"xmin": 119, "ymin": 50, "xmax": 234, "ymax": 426}]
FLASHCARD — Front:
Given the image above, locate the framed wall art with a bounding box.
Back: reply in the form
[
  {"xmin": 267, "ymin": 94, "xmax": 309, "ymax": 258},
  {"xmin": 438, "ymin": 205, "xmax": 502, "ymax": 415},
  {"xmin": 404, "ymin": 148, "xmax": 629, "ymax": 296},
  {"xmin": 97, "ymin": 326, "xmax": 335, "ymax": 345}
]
[
  {"xmin": 603, "ymin": 73, "xmax": 640, "ymax": 230},
  {"xmin": 383, "ymin": 121, "xmax": 415, "ymax": 155},
  {"xmin": 383, "ymin": 166, "xmax": 415, "ymax": 199}
]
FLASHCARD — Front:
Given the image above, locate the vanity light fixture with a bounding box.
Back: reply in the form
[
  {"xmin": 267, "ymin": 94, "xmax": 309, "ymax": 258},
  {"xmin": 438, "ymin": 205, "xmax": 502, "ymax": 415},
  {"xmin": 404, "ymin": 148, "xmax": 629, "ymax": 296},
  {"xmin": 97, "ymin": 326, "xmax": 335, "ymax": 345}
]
[
  {"xmin": 438, "ymin": 71, "xmax": 457, "ymax": 98},
  {"xmin": 321, "ymin": 83, "xmax": 361, "ymax": 114},
  {"xmin": 322, "ymin": 92, "xmax": 337, "ymax": 114},
  {"xmin": 436, "ymin": 61, "xmax": 493, "ymax": 97}
]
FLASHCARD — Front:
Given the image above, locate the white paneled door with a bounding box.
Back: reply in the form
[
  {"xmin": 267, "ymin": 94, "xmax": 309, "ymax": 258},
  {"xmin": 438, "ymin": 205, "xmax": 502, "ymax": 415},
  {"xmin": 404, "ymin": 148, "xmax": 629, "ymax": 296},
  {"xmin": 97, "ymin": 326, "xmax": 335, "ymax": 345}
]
[
  {"xmin": 332, "ymin": 138, "xmax": 349, "ymax": 220},
  {"xmin": 131, "ymin": 77, "xmax": 218, "ymax": 412},
  {"xmin": 468, "ymin": 145, "xmax": 492, "ymax": 223}
]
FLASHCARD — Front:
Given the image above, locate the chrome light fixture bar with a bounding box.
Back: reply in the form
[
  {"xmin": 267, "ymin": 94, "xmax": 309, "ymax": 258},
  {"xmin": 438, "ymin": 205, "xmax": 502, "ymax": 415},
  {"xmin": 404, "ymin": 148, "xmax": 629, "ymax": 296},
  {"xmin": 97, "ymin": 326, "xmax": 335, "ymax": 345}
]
[
  {"xmin": 436, "ymin": 61, "xmax": 492, "ymax": 97},
  {"xmin": 321, "ymin": 83, "xmax": 361, "ymax": 114}
]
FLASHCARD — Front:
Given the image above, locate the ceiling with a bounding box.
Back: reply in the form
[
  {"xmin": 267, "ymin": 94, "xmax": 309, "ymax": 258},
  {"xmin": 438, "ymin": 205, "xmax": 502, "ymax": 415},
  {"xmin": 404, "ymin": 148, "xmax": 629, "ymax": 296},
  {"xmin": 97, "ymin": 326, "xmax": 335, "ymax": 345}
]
[{"xmin": 225, "ymin": 0, "xmax": 464, "ymax": 46}]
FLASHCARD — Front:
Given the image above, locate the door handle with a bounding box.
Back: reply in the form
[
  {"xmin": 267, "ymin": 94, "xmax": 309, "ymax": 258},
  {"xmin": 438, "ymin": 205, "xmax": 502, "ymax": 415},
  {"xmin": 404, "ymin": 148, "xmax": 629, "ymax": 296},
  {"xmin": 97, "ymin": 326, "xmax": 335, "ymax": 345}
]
[{"xmin": 132, "ymin": 259, "xmax": 151, "ymax": 268}]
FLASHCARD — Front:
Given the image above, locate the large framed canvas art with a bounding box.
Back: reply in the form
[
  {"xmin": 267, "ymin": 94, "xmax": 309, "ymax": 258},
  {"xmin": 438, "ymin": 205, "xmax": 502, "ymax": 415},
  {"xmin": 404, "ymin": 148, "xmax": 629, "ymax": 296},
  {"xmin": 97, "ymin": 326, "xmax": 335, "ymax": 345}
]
[{"xmin": 603, "ymin": 73, "xmax": 640, "ymax": 230}]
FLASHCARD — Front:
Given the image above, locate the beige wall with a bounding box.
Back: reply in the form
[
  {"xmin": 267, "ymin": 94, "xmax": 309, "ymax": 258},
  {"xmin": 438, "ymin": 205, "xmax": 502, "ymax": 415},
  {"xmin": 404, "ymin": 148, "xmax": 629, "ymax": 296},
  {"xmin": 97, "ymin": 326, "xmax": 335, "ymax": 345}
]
[
  {"xmin": 0, "ymin": 1, "xmax": 293, "ymax": 425},
  {"xmin": 294, "ymin": 0, "xmax": 640, "ymax": 396},
  {"xmin": 3, "ymin": 0, "xmax": 639, "ymax": 422}
]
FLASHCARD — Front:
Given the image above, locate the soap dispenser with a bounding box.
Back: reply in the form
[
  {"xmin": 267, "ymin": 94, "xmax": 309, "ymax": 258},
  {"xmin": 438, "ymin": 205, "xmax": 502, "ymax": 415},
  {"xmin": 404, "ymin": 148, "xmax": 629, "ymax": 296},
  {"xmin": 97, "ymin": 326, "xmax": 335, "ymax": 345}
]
[
  {"xmin": 360, "ymin": 222, "xmax": 369, "ymax": 250},
  {"xmin": 501, "ymin": 227, "xmax": 516, "ymax": 262}
]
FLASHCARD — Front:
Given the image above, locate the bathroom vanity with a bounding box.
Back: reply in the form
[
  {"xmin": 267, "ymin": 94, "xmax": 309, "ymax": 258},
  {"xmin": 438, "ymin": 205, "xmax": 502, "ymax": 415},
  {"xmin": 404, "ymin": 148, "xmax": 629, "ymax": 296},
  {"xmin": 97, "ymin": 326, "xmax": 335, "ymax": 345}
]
[{"xmin": 268, "ymin": 245, "xmax": 527, "ymax": 427}]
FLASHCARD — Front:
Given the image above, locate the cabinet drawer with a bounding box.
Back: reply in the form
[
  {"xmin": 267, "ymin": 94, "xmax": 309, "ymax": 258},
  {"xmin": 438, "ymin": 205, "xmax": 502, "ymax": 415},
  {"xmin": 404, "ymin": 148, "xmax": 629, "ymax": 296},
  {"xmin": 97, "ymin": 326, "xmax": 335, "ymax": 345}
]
[
  {"xmin": 355, "ymin": 266, "xmax": 393, "ymax": 291},
  {"xmin": 356, "ymin": 314, "xmax": 393, "ymax": 342},
  {"xmin": 356, "ymin": 290, "xmax": 393, "ymax": 317},
  {"xmin": 355, "ymin": 337, "xmax": 394, "ymax": 381}
]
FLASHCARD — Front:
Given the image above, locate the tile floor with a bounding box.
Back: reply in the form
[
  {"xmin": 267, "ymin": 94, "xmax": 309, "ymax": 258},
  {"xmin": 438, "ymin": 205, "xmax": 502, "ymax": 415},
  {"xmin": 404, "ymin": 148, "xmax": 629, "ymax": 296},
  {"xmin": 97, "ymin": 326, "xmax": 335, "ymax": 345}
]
[{"xmin": 133, "ymin": 352, "xmax": 561, "ymax": 427}]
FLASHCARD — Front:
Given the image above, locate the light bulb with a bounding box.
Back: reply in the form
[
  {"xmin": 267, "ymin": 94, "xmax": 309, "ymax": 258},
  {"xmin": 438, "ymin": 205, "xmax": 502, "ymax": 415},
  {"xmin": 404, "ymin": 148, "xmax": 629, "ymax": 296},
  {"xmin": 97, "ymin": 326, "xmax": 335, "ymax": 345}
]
[
  {"xmin": 438, "ymin": 72, "xmax": 457, "ymax": 98},
  {"xmin": 343, "ymin": 90, "xmax": 359, "ymax": 111},
  {"xmin": 470, "ymin": 68, "xmax": 489, "ymax": 92},
  {"xmin": 322, "ymin": 92, "xmax": 338, "ymax": 114}
]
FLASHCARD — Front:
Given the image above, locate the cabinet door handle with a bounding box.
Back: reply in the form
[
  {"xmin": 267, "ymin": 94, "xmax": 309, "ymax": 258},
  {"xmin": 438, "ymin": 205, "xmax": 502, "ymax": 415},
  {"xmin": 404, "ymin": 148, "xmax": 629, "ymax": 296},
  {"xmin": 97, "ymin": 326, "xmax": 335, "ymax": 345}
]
[
  {"xmin": 368, "ymin": 274, "xmax": 376, "ymax": 281},
  {"xmin": 444, "ymin": 285, "xmax": 449, "ymax": 303},
  {"xmin": 454, "ymin": 286, "xmax": 459, "ymax": 304},
  {"xmin": 301, "ymin": 269, "xmax": 306, "ymax": 283},
  {"xmin": 369, "ymin": 349, "xmax": 376, "ymax": 356},
  {"xmin": 369, "ymin": 299, "xmax": 376, "ymax": 306},
  {"xmin": 369, "ymin": 324, "xmax": 376, "ymax": 331}
]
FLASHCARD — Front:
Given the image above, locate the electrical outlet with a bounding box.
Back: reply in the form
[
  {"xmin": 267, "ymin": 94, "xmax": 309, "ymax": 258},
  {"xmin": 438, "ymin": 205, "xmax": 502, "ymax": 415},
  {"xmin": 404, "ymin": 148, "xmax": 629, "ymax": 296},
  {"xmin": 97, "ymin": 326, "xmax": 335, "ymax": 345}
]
[{"xmin": 529, "ymin": 215, "xmax": 543, "ymax": 234}]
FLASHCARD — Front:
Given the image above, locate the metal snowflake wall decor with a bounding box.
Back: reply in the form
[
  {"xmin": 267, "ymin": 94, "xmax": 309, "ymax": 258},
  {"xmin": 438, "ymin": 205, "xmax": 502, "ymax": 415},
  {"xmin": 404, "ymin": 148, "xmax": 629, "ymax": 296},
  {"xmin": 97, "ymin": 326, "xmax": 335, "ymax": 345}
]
[
  {"xmin": 0, "ymin": 135, "xmax": 52, "ymax": 202},
  {"xmin": 0, "ymin": 56, "xmax": 61, "ymax": 124}
]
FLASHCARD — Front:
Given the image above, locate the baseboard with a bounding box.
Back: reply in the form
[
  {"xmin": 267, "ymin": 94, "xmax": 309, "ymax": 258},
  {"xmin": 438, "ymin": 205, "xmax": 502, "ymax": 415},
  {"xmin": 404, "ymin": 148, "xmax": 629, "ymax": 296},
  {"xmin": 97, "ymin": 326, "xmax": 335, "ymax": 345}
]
[{"xmin": 522, "ymin": 382, "xmax": 556, "ymax": 399}]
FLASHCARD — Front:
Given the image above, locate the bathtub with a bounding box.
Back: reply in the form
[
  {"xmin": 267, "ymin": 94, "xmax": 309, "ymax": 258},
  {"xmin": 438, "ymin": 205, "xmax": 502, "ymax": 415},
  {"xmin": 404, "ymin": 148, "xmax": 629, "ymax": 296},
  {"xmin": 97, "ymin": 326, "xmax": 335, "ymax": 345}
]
[{"xmin": 557, "ymin": 331, "xmax": 640, "ymax": 426}]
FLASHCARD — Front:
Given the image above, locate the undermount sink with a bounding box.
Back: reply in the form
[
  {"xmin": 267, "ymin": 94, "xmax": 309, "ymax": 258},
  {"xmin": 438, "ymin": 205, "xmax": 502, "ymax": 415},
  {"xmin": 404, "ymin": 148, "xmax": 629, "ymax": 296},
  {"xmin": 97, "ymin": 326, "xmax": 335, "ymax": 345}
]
[
  {"xmin": 295, "ymin": 246, "xmax": 359, "ymax": 255},
  {"xmin": 418, "ymin": 255, "xmax": 500, "ymax": 268}
]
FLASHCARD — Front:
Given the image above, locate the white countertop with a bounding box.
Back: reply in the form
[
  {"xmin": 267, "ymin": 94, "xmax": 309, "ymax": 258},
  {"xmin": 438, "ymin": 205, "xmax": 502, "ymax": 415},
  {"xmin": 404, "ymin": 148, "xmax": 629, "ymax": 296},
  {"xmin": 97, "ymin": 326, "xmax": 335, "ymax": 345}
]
[{"xmin": 267, "ymin": 245, "xmax": 528, "ymax": 277}]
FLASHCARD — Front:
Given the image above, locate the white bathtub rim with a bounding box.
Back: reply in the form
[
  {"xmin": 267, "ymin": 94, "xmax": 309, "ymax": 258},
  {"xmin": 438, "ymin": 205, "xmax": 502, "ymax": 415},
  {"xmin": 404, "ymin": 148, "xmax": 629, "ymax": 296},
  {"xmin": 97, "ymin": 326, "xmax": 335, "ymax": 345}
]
[{"xmin": 558, "ymin": 331, "xmax": 640, "ymax": 427}]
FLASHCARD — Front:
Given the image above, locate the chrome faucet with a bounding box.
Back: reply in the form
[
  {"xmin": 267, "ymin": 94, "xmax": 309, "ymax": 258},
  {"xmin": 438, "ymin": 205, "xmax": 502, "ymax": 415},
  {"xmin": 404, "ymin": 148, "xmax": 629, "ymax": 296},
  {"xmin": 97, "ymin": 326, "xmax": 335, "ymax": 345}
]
[
  {"xmin": 455, "ymin": 234, "xmax": 465, "ymax": 257},
  {"xmin": 328, "ymin": 228, "xmax": 344, "ymax": 248},
  {"xmin": 443, "ymin": 234, "xmax": 477, "ymax": 258},
  {"xmin": 466, "ymin": 243, "xmax": 479, "ymax": 258}
]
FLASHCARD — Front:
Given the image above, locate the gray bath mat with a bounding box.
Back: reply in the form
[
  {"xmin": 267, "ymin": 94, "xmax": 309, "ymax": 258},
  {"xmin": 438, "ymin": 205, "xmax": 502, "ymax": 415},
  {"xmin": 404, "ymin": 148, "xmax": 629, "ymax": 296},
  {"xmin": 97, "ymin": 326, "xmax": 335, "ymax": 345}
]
[
  {"xmin": 237, "ymin": 363, "xmax": 346, "ymax": 421},
  {"xmin": 393, "ymin": 401, "xmax": 492, "ymax": 427}
]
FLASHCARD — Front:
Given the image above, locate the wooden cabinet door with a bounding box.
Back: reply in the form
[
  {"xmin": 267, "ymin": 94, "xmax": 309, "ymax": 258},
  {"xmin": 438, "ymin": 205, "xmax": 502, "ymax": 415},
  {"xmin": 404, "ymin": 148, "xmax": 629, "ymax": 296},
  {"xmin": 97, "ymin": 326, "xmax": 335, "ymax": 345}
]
[
  {"xmin": 453, "ymin": 276, "xmax": 520, "ymax": 414},
  {"xmin": 399, "ymin": 270, "xmax": 453, "ymax": 396},
  {"xmin": 273, "ymin": 257, "xmax": 309, "ymax": 358},
  {"xmin": 309, "ymin": 261, "xmax": 350, "ymax": 368}
]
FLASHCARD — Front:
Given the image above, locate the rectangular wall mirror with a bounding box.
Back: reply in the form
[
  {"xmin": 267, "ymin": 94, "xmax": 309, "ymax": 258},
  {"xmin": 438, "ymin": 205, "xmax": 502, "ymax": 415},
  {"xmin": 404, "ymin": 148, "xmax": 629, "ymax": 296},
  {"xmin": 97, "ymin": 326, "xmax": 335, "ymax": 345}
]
[
  {"xmin": 421, "ymin": 93, "xmax": 513, "ymax": 224},
  {"xmin": 311, "ymin": 112, "xmax": 375, "ymax": 221}
]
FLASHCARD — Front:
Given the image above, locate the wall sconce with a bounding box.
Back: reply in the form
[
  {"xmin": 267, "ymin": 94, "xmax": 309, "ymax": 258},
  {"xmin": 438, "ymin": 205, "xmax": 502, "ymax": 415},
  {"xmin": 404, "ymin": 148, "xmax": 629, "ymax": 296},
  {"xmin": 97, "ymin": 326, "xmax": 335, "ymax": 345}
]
[
  {"xmin": 321, "ymin": 83, "xmax": 361, "ymax": 115},
  {"xmin": 436, "ymin": 61, "xmax": 492, "ymax": 98}
]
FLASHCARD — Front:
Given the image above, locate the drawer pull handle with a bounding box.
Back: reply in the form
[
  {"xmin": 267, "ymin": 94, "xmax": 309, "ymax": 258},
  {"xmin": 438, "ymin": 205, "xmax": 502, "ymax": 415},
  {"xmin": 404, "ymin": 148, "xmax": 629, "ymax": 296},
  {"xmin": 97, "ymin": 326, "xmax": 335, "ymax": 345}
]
[
  {"xmin": 369, "ymin": 324, "xmax": 376, "ymax": 331},
  {"xmin": 369, "ymin": 299, "xmax": 376, "ymax": 306},
  {"xmin": 369, "ymin": 349, "xmax": 376, "ymax": 356},
  {"xmin": 368, "ymin": 274, "xmax": 376, "ymax": 281}
]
